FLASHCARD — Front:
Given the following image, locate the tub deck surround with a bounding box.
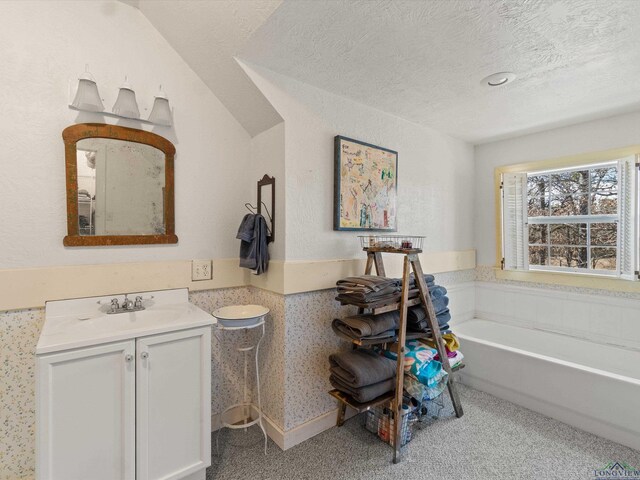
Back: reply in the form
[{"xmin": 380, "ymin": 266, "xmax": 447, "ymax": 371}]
[
  {"xmin": 474, "ymin": 280, "xmax": 640, "ymax": 351},
  {"xmin": 38, "ymin": 288, "xmax": 215, "ymax": 354},
  {"xmin": 456, "ymin": 319, "xmax": 640, "ymax": 451}
]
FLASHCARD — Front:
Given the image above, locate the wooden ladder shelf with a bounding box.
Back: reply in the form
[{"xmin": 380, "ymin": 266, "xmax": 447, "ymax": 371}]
[{"xmin": 331, "ymin": 246, "xmax": 464, "ymax": 464}]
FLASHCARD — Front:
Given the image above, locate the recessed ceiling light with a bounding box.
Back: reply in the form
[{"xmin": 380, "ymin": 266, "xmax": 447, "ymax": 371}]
[{"xmin": 481, "ymin": 72, "xmax": 516, "ymax": 87}]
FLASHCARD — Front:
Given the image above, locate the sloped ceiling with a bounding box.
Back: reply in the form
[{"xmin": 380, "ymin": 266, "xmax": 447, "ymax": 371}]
[
  {"xmin": 137, "ymin": 0, "xmax": 283, "ymax": 137},
  {"xmin": 240, "ymin": 0, "xmax": 640, "ymax": 143},
  {"xmin": 137, "ymin": 0, "xmax": 640, "ymax": 143}
]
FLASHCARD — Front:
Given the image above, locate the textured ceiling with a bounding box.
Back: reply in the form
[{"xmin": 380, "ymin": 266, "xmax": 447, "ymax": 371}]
[
  {"xmin": 138, "ymin": 0, "xmax": 283, "ymax": 137},
  {"xmin": 241, "ymin": 0, "xmax": 640, "ymax": 143}
]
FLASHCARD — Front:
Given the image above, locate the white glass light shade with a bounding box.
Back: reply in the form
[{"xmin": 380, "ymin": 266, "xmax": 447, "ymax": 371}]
[
  {"xmin": 112, "ymin": 80, "xmax": 140, "ymax": 119},
  {"xmin": 71, "ymin": 77, "xmax": 104, "ymax": 112},
  {"xmin": 148, "ymin": 97, "xmax": 172, "ymax": 126}
]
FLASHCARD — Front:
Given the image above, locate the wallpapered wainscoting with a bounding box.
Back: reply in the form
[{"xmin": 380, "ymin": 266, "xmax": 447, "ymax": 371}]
[
  {"xmin": 0, "ymin": 287, "xmax": 268, "ymax": 480},
  {"xmin": 0, "ymin": 270, "xmax": 474, "ymax": 479},
  {"xmin": 282, "ymin": 269, "xmax": 475, "ymax": 431},
  {"xmin": 0, "ymin": 308, "xmax": 44, "ymax": 480}
]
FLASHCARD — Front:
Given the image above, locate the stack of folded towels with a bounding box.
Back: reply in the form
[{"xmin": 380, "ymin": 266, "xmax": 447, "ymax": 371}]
[
  {"xmin": 329, "ymin": 349, "xmax": 397, "ymax": 403},
  {"xmin": 336, "ymin": 275, "xmax": 401, "ymax": 304},
  {"xmin": 332, "ymin": 278, "xmax": 453, "ymax": 342},
  {"xmin": 331, "ymin": 310, "xmax": 400, "ymax": 343},
  {"xmin": 406, "ymin": 284, "xmax": 451, "ymax": 334}
]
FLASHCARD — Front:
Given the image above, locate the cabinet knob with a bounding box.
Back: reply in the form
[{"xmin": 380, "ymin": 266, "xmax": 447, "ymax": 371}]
[
  {"xmin": 124, "ymin": 354, "xmax": 133, "ymax": 362},
  {"xmin": 141, "ymin": 352, "xmax": 149, "ymax": 360}
]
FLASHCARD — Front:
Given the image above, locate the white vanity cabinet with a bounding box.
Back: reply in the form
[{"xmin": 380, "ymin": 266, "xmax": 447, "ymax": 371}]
[
  {"xmin": 36, "ymin": 340, "xmax": 137, "ymax": 480},
  {"xmin": 136, "ymin": 328, "xmax": 211, "ymax": 480},
  {"xmin": 36, "ymin": 289, "xmax": 214, "ymax": 480}
]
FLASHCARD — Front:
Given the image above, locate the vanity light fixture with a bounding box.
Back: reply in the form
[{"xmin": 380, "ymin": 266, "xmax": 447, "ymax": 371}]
[
  {"xmin": 481, "ymin": 72, "xmax": 516, "ymax": 87},
  {"xmin": 69, "ymin": 68, "xmax": 172, "ymax": 126},
  {"xmin": 70, "ymin": 65, "xmax": 104, "ymax": 112},
  {"xmin": 112, "ymin": 76, "xmax": 140, "ymax": 119},
  {"xmin": 147, "ymin": 85, "xmax": 172, "ymax": 126}
]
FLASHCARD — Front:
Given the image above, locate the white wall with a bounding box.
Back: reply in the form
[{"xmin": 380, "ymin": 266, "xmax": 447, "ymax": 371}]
[
  {"xmin": 240, "ymin": 61, "xmax": 476, "ymax": 261},
  {"xmin": 0, "ymin": 0, "xmax": 253, "ymax": 269},
  {"xmin": 474, "ymin": 111, "xmax": 640, "ymax": 266},
  {"xmin": 250, "ymin": 122, "xmax": 286, "ymax": 260}
]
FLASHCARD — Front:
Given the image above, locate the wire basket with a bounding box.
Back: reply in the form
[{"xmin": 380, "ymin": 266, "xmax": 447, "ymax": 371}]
[
  {"xmin": 416, "ymin": 391, "xmax": 455, "ymax": 425},
  {"xmin": 363, "ymin": 405, "xmax": 418, "ymax": 448},
  {"xmin": 358, "ymin": 235, "xmax": 425, "ymax": 250}
]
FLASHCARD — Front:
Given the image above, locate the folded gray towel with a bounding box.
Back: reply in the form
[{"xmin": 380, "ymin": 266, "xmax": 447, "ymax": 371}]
[
  {"xmin": 337, "ymin": 284, "xmax": 401, "ymax": 302},
  {"xmin": 336, "ymin": 292, "xmax": 401, "ymax": 305},
  {"xmin": 331, "ymin": 322, "xmax": 395, "ymax": 343},
  {"xmin": 330, "ymin": 375, "xmax": 396, "ymax": 403},
  {"xmin": 407, "ymin": 298, "xmax": 449, "ymax": 325},
  {"xmin": 329, "ymin": 349, "xmax": 396, "ymax": 388},
  {"xmin": 430, "ymin": 285, "xmax": 448, "ymax": 299},
  {"xmin": 333, "ymin": 311, "xmax": 400, "ymax": 338},
  {"xmin": 336, "ymin": 275, "xmax": 399, "ymax": 293}
]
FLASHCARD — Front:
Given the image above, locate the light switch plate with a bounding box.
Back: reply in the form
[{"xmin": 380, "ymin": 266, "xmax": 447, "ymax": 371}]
[{"xmin": 192, "ymin": 259, "xmax": 212, "ymax": 281}]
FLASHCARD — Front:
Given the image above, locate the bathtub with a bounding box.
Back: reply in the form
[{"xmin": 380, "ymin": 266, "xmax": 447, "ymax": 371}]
[{"xmin": 455, "ymin": 319, "xmax": 640, "ymax": 451}]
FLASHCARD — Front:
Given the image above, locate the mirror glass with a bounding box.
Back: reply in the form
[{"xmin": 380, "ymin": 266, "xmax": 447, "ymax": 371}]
[
  {"xmin": 63, "ymin": 123, "xmax": 176, "ymax": 246},
  {"xmin": 76, "ymin": 138, "xmax": 166, "ymax": 236}
]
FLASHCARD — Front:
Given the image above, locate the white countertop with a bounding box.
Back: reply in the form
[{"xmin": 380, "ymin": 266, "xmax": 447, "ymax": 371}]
[{"xmin": 37, "ymin": 288, "xmax": 216, "ymax": 355}]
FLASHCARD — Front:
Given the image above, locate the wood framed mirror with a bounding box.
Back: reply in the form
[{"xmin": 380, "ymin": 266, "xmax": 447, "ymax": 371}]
[{"xmin": 62, "ymin": 123, "xmax": 178, "ymax": 246}]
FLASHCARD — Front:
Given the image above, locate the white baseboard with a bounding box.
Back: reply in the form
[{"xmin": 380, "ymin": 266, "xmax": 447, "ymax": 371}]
[
  {"xmin": 280, "ymin": 408, "xmax": 358, "ymax": 450},
  {"xmin": 213, "ymin": 405, "xmax": 358, "ymax": 451},
  {"xmin": 211, "ymin": 406, "xmax": 286, "ymax": 450}
]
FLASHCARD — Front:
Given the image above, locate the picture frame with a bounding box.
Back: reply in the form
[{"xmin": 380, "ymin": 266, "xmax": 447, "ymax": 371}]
[{"xmin": 334, "ymin": 135, "xmax": 398, "ymax": 231}]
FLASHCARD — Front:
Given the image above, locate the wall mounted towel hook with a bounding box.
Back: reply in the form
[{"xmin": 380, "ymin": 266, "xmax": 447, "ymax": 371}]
[{"xmin": 246, "ymin": 175, "xmax": 275, "ymax": 243}]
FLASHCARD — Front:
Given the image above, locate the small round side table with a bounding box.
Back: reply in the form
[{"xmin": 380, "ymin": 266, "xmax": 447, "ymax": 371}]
[{"xmin": 212, "ymin": 305, "xmax": 268, "ymax": 455}]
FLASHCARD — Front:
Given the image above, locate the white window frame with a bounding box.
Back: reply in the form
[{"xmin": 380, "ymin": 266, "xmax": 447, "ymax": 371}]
[
  {"xmin": 526, "ymin": 162, "xmax": 620, "ymax": 276},
  {"xmin": 497, "ymin": 150, "xmax": 639, "ymax": 282}
]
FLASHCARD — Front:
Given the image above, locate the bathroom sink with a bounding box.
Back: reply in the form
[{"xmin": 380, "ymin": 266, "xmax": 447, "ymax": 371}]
[
  {"xmin": 73, "ymin": 305, "xmax": 190, "ymax": 331},
  {"xmin": 212, "ymin": 304, "xmax": 269, "ymax": 327},
  {"xmin": 37, "ymin": 289, "xmax": 214, "ymax": 354}
]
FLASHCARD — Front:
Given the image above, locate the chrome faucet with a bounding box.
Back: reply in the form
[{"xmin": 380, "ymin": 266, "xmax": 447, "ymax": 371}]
[
  {"xmin": 110, "ymin": 298, "xmax": 120, "ymax": 313},
  {"xmin": 123, "ymin": 294, "xmax": 135, "ymax": 310},
  {"xmin": 105, "ymin": 294, "xmax": 148, "ymax": 314}
]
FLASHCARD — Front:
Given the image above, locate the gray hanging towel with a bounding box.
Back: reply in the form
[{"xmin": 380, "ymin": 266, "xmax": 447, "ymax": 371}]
[{"xmin": 236, "ymin": 213, "xmax": 269, "ymax": 274}]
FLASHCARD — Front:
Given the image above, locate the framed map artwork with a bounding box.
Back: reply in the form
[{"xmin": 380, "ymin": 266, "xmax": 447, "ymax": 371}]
[{"xmin": 334, "ymin": 135, "xmax": 398, "ymax": 231}]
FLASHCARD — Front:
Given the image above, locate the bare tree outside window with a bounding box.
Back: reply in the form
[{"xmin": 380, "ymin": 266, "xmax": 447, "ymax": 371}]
[{"xmin": 527, "ymin": 166, "xmax": 618, "ymax": 272}]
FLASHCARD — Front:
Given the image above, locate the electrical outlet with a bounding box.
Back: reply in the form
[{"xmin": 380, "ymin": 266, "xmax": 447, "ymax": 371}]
[{"xmin": 192, "ymin": 259, "xmax": 212, "ymax": 281}]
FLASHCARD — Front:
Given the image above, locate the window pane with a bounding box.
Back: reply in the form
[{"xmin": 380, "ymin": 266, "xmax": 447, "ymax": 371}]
[
  {"xmin": 550, "ymin": 194, "xmax": 588, "ymax": 216},
  {"xmin": 590, "ymin": 223, "xmax": 617, "ymax": 246},
  {"xmin": 591, "ymin": 248, "xmax": 617, "ymax": 270},
  {"xmin": 550, "ymin": 247, "xmax": 588, "ymax": 268},
  {"xmin": 551, "ymin": 170, "xmax": 589, "ymax": 196},
  {"xmin": 528, "ymin": 196, "xmax": 549, "ymax": 217},
  {"xmin": 549, "ymin": 223, "xmax": 587, "ymax": 245},
  {"xmin": 528, "ymin": 224, "xmax": 548, "ymax": 244},
  {"xmin": 529, "ymin": 246, "xmax": 548, "ymax": 266},
  {"xmin": 591, "ymin": 192, "xmax": 617, "ymax": 214},
  {"xmin": 590, "ymin": 167, "xmax": 617, "ymax": 194},
  {"xmin": 527, "ymin": 175, "xmax": 549, "ymax": 197}
]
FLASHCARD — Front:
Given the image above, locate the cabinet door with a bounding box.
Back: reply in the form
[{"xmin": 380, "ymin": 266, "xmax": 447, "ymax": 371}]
[
  {"xmin": 136, "ymin": 327, "xmax": 212, "ymax": 480},
  {"xmin": 36, "ymin": 341, "xmax": 136, "ymax": 480}
]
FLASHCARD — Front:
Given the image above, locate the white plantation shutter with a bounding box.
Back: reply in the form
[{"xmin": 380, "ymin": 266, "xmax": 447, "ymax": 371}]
[
  {"xmin": 619, "ymin": 156, "xmax": 639, "ymax": 280},
  {"xmin": 502, "ymin": 172, "xmax": 528, "ymax": 270}
]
